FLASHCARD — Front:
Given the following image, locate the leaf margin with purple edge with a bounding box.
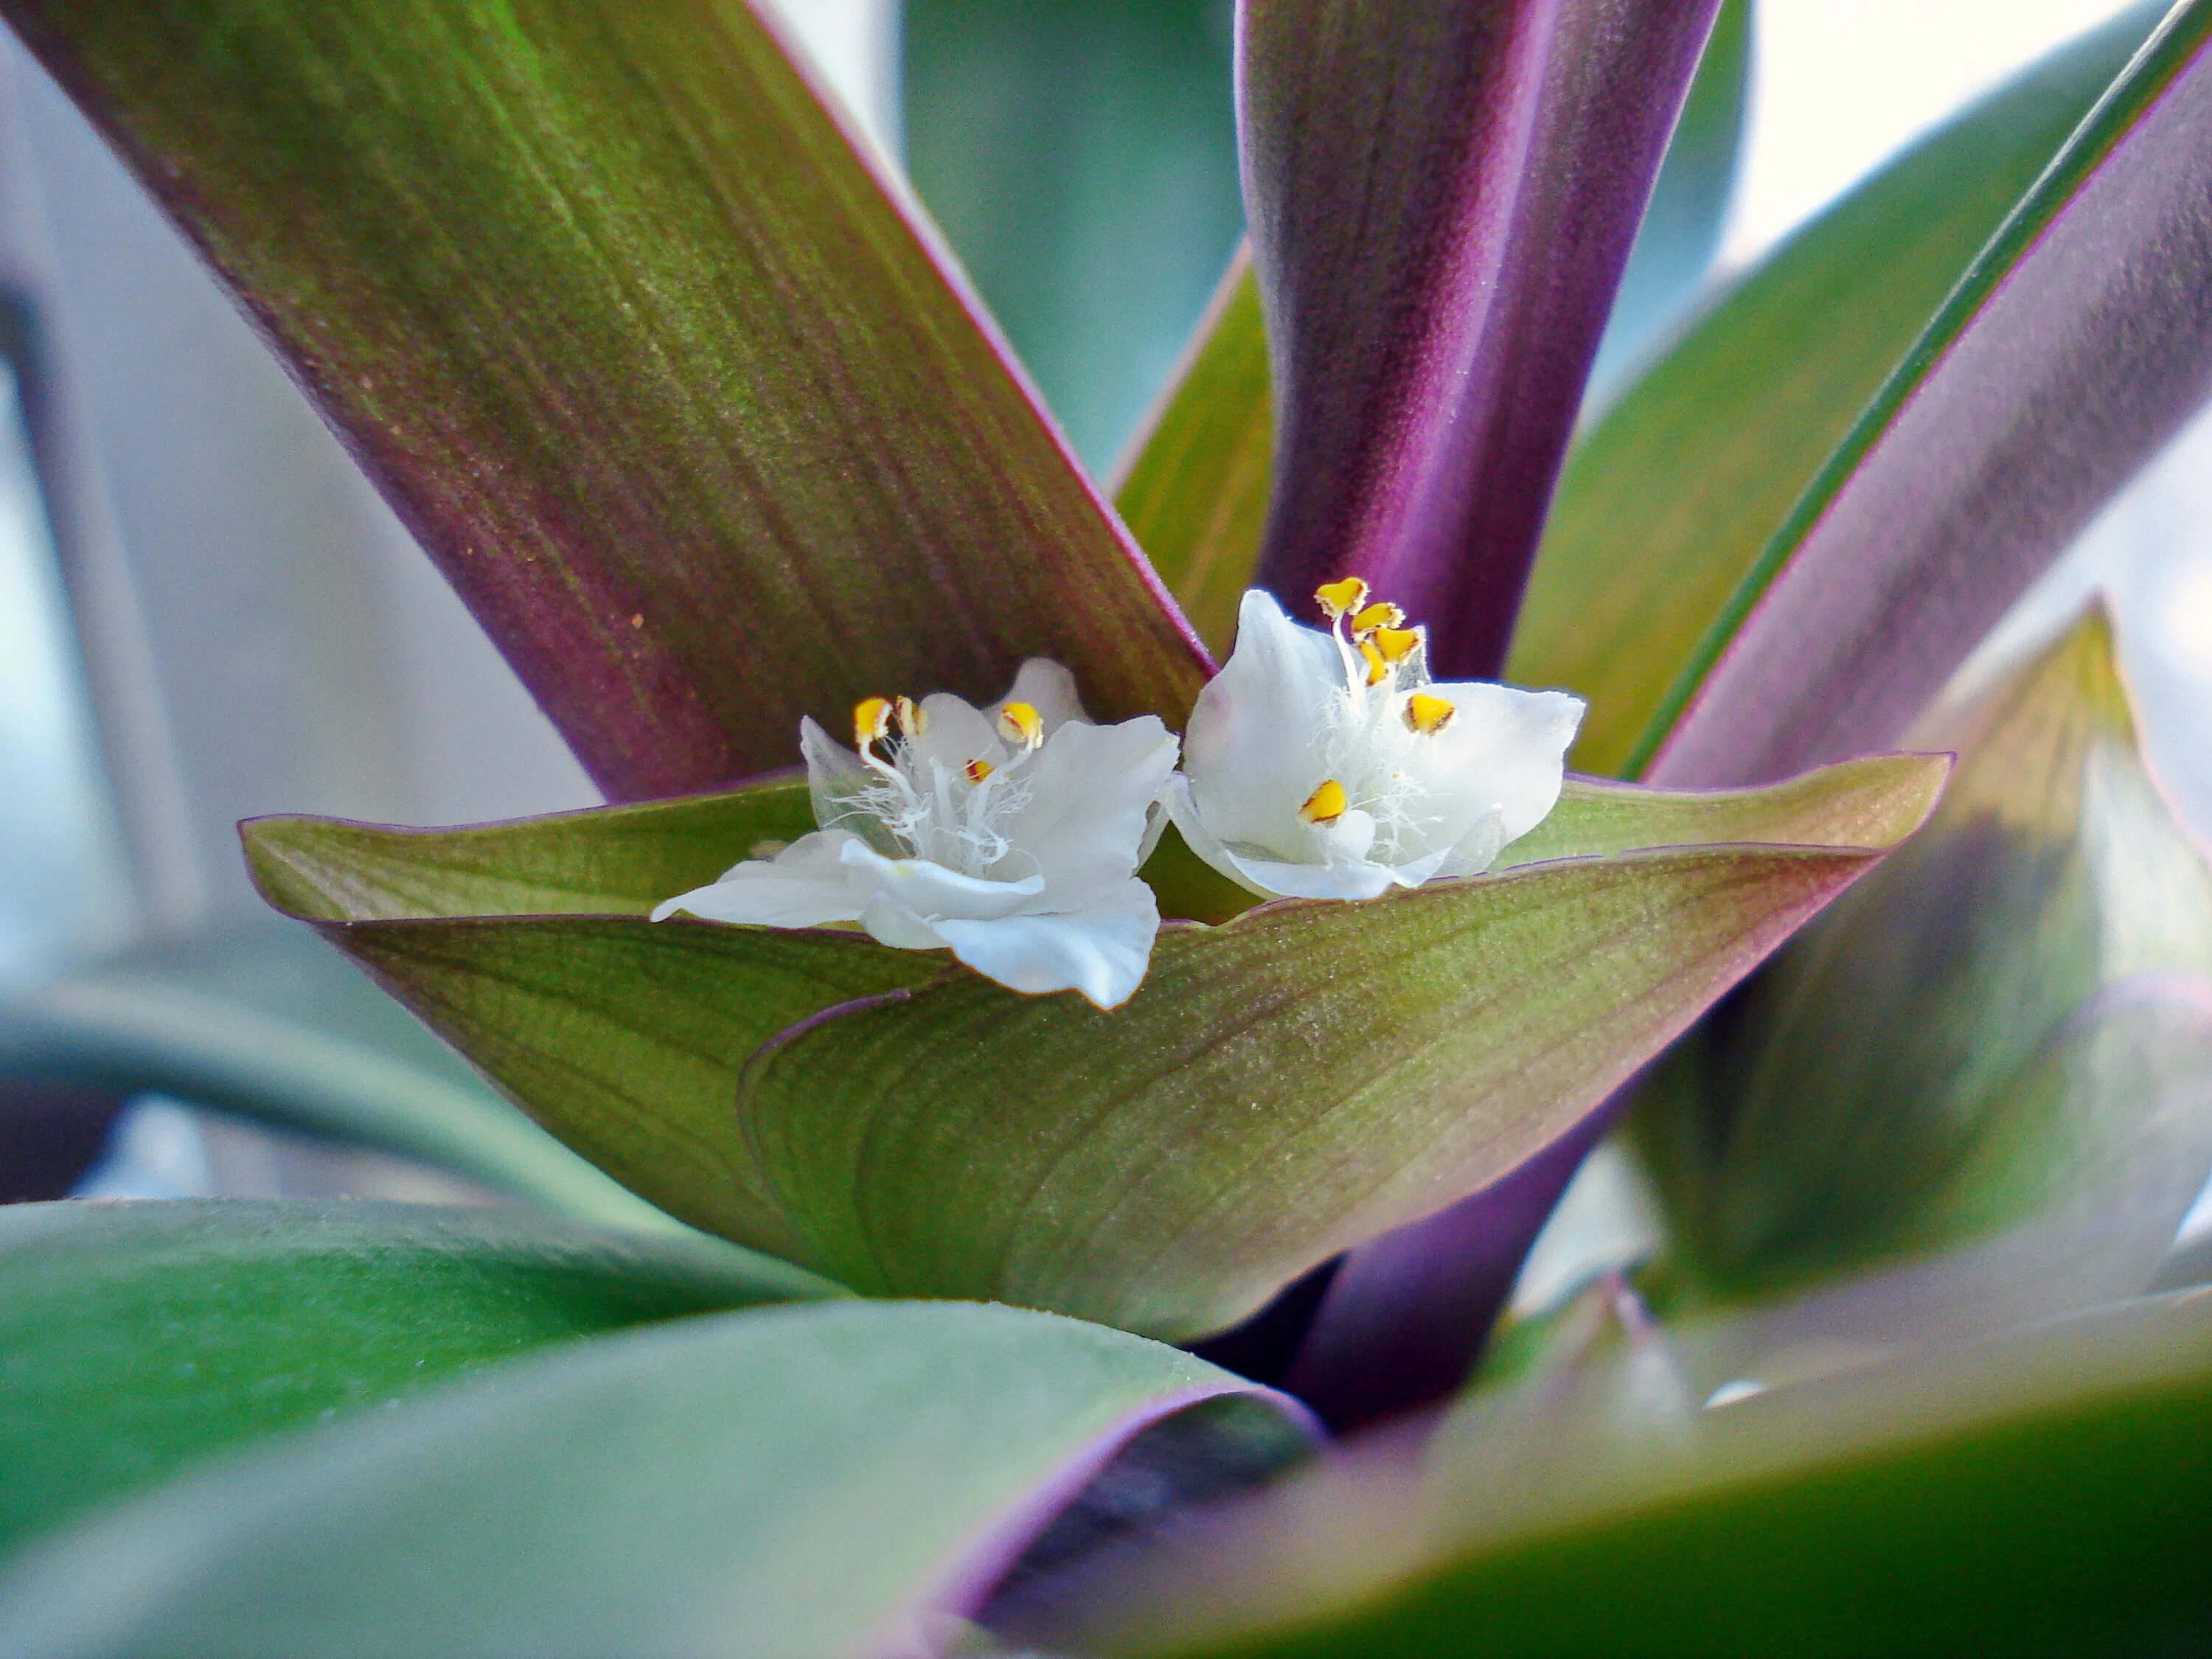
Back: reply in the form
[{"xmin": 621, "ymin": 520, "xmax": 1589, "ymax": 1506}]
[
  {"xmin": 729, "ymin": 753, "xmax": 1949, "ymax": 1342},
  {"xmin": 1238, "ymin": 0, "xmax": 1724, "ymax": 679},
  {"xmin": 0, "ymin": 0, "xmax": 1212, "ymax": 801},
  {"xmin": 1641, "ymin": 0, "xmax": 2212, "ymax": 787}
]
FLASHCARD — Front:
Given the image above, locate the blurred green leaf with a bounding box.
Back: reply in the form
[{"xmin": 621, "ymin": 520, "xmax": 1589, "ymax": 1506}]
[
  {"xmin": 903, "ymin": 0, "xmax": 1245, "ymax": 473},
  {"xmin": 0, "ymin": 922, "xmax": 672, "ymax": 1229},
  {"xmin": 247, "ymin": 758, "xmax": 1945, "ymax": 1332},
  {"xmin": 737, "ymin": 757, "xmax": 1947, "ymax": 1339},
  {"xmin": 0, "ymin": 1300, "xmax": 1307, "ymax": 1658},
  {"xmin": 1008, "ymin": 1287, "xmax": 2212, "ymax": 1658},
  {"xmin": 1114, "ymin": 250, "xmax": 1270, "ymax": 658},
  {"xmin": 0, "ymin": 1198, "xmax": 832, "ymax": 1558},
  {"xmin": 1635, "ymin": 612, "xmax": 2212, "ymax": 1306},
  {"xmin": 0, "ymin": 0, "xmax": 1208, "ymax": 801},
  {"xmin": 1509, "ymin": 2, "xmax": 2170, "ymax": 776}
]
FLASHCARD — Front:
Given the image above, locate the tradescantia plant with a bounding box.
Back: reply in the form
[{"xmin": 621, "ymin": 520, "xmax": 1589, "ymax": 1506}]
[{"xmin": 4, "ymin": 0, "xmax": 2212, "ymax": 1652}]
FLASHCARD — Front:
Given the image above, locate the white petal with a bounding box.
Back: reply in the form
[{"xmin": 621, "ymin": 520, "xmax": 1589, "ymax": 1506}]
[
  {"xmin": 650, "ymin": 830, "xmax": 867, "ymax": 926},
  {"xmin": 909, "ymin": 692, "xmax": 1003, "ymax": 777},
  {"xmin": 992, "ymin": 715, "xmax": 1180, "ymax": 910},
  {"xmin": 1166, "ymin": 778, "xmax": 1397, "ymax": 901},
  {"xmin": 932, "ymin": 878, "xmax": 1161, "ymax": 1008},
  {"xmin": 856, "ymin": 893, "xmax": 950, "ymax": 951},
  {"xmin": 837, "ymin": 837, "xmax": 1044, "ymax": 921},
  {"xmin": 989, "ymin": 658, "xmax": 1091, "ymax": 734},
  {"xmin": 1428, "ymin": 808, "xmax": 1511, "ymax": 882},
  {"xmin": 1405, "ymin": 684, "xmax": 1585, "ymax": 849},
  {"xmin": 799, "ymin": 717, "xmax": 892, "ymax": 849},
  {"xmin": 1179, "ymin": 590, "xmax": 1344, "ymax": 858}
]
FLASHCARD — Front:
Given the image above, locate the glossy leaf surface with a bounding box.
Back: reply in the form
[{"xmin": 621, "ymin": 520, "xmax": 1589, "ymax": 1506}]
[
  {"xmin": 737, "ymin": 757, "xmax": 1945, "ymax": 1338},
  {"xmin": 1510, "ymin": 1, "xmax": 2171, "ymax": 776},
  {"xmin": 1652, "ymin": 1, "xmax": 2212, "ymax": 784},
  {"xmin": 248, "ymin": 757, "xmax": 1944, "ymax": 1333},
  {"xmin": 0, "ymin": 1301, "xmax": 1307, "ymax": 1658},
  {"xmin": 1009, "ymin": 1289, "xmax": 2212, "ymax": 1658},
  {"xmin": 0, "ymin": 0, "xmax": 1208, "ymax": 799},
  {"xmin": 1241, "ymin": 0, "xmax": 1722, "ymax": 678},
  {"xmin": 1636, "ymin": 613, "xmax": 2212, "ymax": 1303},
  {"xmin": 1113, "ymin": 249, "xmax": 1273, "ymax": 657},
  {"xmin": 0, "ymin": 1200, "xmax": 831, "ymax": 1557},
  {"xmin": 0, "ymin": 922, "xmax": 670, "ymax": 1229}
]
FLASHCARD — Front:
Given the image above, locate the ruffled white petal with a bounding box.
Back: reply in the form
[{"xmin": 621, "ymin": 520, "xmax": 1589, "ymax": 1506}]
[
  {"xmin": 932, "ymin": 877, "xmax": 1161, "ymax": 1009},
  {"xmin": 1413, "ymin": 684, "xmax": 1586, "ymax": 851},
  {"xmin": 1178, "ymin": 591, "xmax": 1342, "ymax": 859},
  {"xmin": 992, "ymin": 715, "xmax": 1180, "ymax": 911},
  {"xmin": 650, "ymin": 830, "xmax": 868, "ymax": 926},
  {"xmin": 837, "ymin": 837, "xmax": 1044, "ymax": 922}
]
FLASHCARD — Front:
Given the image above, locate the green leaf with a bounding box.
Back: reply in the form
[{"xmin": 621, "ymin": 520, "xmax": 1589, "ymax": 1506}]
[
  {"xmin": 0, "ymin": 1198, "xmax": 832, "ymax": 1558},
  {"xmin": 1113, "ymin": 250, "xmax": 1271, "ymax": 658},
  {"xmin": 0, "ymin": 922, "xmax": 673, "ymax": 1230},
  {"xmin": 246, "ymin": 757, "xmax": 1946, "ymax": 1329},
  {"xmin": 0, "ymin": 1301, "xmax": 1308, "ymax": 1657},
  {"xmin": 903, "ymin": 0, "xmax": 1245, "ymax": 473},
  {"xmin": 1509, "ymin": 2, "xmax": 2168, "ymax": 777},
  {"xmin": 735, "ymin": 756, "xmax": 1949, "ymax": 1339},
  {"xmin": 1635, "ymin": 612, "xmax": 2212, "ymax": 1304},
  {"xmin": 1006, "ymin": 1287, "xmax": 2212, "ymax": 1658},
  {"xmin": 0, "ymin": 0, "xmax": 1208, "ymax": 801}
]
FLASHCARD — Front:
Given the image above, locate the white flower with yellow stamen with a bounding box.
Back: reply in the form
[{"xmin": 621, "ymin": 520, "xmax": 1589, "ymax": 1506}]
[
  {"xmin": 1164, "ymin": 585, "xmax": 1585, "ymax": 902},
  {"xmin": 653, "ymin": 660, "xmax": 1178, "ymax": 1009}
]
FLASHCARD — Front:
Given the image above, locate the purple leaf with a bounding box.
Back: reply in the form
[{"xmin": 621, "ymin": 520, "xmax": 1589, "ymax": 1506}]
[
  {"xmin": 1239, "ymin": 0, "xmax": 1723, "ymax": 676},
  {"xmin": 0, "ymin": 0, "xmax": 1211, "ymax": 800},
  {"xmin": 1648, "ymin": 1, "xmax": 2212, "ymax": 787}
]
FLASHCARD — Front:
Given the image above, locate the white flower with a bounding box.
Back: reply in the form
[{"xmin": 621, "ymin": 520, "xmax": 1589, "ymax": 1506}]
[
  {"xmin": 653, "ymin": 661, "xmax": 1179, "ymax": 1009},
  {"xmin": 1165, "ymin": 584, "xmax": 1585, "ymax": 902}
]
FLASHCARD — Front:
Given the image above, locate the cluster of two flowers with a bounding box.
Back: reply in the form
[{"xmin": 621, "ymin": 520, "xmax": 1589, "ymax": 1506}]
[{"xmin": 655, "ymin": 583, "xmax": 1586, "ymax": 1009}]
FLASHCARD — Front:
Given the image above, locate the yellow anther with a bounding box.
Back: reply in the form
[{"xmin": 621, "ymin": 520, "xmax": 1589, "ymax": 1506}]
[
  {"xmin": 996, "ymin": 700, "xmax": 1045, "ymax": 751},
  {"xmin": 1404, "ymin": 692, "xmax": 1456, "ymax": 734},
  {"xmin": 1370, "ymin": 625, "xmax": 1421, "ymax": 664},
  {"xmin": 852, "ymin": 695, "xmax": 894, "ymax": 749},
  {"xmin": 964, "ymin": 758, "xmax": 994, "ymax": 785},
  {"xmin": 1359, "ymin": 639, "xmax": 1390, "ymax": 686},
  {"xmin": 1315, "ymin": 577, "xmax": 1370, "ymax": 620},
  {"xmin": 894, "ymin": 695, "xmax": 928, "ymax": 739},
  {"xmin": 1298, "ymin": 779, "xmax": 1349, "ymax": 826},
  {"xmin": 1352, "ymin": 601, "xmax": 1405, "ymax": 638}
]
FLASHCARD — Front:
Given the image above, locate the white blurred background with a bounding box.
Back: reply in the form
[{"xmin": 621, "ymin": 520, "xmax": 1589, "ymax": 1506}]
[{"xmin": 1, "ymin": 0, "xmax": 2206, "ymax": 1198}]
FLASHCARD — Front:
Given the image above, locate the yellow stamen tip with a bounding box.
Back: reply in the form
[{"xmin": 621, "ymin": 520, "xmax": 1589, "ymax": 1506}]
[
  {"xmin": 1352, "ymin": 601, "xmax": 1405, "ymax": 637},
  {"xmin": 1359, "ymin": 639, "xmax": 1390, "ymax": 686},
  {"xmin": 964, "ymin": 757, "xmax": 994, "ymax": 785},
  {"xmin": 996, "ymin": 701, "xmax": 1044, "ymax": 750},
  {"xmin": 894, "ymin": 695, "xmax": 927, "ymax": 739},
  {"xmin": 1371, "ymin": 625, "xmax": 1421, "ymax": 664},
  {"xmin": 1299, "ymin": 779, "xmax": 1349, "ymax": 826},
  {"xmin": 1315, "ymin": 577, "xmax": 1369, "ymax": 619},
  {"xmin": 852, "ymin": 695, "xmax": 894, "ymax": 748},
  {"xmin": 1404, "ymin": 692, "xmax": 1456, "ymax": 734}
]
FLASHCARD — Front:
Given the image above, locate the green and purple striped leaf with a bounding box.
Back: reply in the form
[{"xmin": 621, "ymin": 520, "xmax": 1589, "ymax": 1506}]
[
  {"xmin": 0, "ymin": 0, "xmax": 1209, "ymax": 799},
  {"xmin": 1239, "ymin": 0, "xmax": 1723, "ymax": 676}
]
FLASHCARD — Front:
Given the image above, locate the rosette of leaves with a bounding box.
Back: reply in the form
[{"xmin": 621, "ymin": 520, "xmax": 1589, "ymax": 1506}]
[{"xmin": 3, "ymin": 0, "xmax": 2212, "ymax": 1652}]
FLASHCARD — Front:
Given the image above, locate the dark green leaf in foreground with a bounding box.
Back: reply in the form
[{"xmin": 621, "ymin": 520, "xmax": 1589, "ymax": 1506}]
[
  {"xmin": 0, "ymin": 1200, "xmax": 831, "ymax": 1559},
  {"xmin": 0, "ymin": 0, "xmax": 1208, "ymax": 800},
  {"xmin": 0, "ymin": 1301, "xmax": 1309, "ymax": 1659},
  {"xmin": 737, "ymin": 757, "xmax": 1947, "ymax": 1339},
  {"xmin": 1635, "ymin": 612, "xmax": 2212, "ymax": 1308},
  {"xmin": 246, "ymin": 757, "xmax": 1945, "ymax": 1332},
  {"xmin": 1007, "ymin": 1288, "xmax": 2212, "ymax": 1658},
  {"xmin": 1509, "ymin": 1, "xmax": 2172, "ymax": 776}
]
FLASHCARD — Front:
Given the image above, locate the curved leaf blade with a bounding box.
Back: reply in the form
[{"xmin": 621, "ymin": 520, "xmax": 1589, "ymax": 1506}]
[
  {"xmin": 0, "ymin": 1301, "xmax": 1309, "ymax": 1659},
  {"xmin": 735, "ymin": 756, "xmax": 1947, "ymax": 1339},
  {"xmin": 0, "ymin": 0, "xmax": 1208, "ymax": 799},
  {"xmin": 0, "ymin": 1198, "xmax": 831, "ymax": 1557},
  {"xmin": 1006, "ymin": 1289, "xmax": 2212, "ymax": 1658},
  {"xmin": 1510, "ymin": 0, "xmax": 2171, "ymax": 777},
  {"xmin": 1240, "ymin": 0, "xmax": 1723, "ymax": 678},
  {"xmin": 1113, "ymin": 248, "xmax": 1273, "ymax": 658},
  {"xmin": 1649, "ymin": 1, "xmax": 2212, "ymax": 785}
]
